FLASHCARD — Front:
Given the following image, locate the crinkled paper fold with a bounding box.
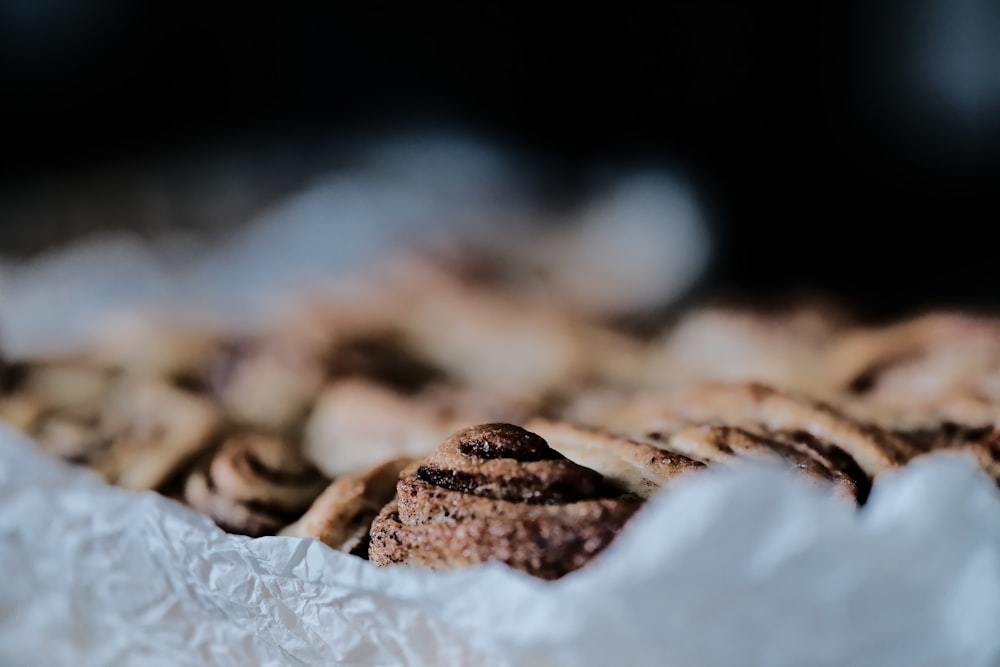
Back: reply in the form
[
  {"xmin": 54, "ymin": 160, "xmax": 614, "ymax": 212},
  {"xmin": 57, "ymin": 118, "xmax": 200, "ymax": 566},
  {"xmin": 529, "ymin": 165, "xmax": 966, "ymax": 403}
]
[{"xmin": 2, "ymin": 426, "xmax": 999, "ymax": 667}]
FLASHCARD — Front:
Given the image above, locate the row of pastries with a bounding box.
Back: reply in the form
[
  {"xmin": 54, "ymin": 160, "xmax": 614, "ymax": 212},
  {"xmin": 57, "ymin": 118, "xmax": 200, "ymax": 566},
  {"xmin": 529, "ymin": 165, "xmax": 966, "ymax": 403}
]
[{"xmin": 1, "ymin": 247, "xmax": 997, "ymax": 578}]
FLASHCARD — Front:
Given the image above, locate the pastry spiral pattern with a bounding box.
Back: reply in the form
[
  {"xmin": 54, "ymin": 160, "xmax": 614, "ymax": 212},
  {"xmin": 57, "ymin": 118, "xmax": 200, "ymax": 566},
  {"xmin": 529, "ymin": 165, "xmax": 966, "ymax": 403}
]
[
  {"xmin": 185, "ymin": 433, "xmax": 327, "ymax": 537},
  {"xmin": 368, "ymin": 423, "xmax": 643, "ymax": 580}
]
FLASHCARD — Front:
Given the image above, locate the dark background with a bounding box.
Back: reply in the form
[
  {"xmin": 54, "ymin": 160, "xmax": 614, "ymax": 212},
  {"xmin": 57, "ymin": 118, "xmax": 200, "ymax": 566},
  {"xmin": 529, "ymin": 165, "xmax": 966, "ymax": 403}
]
[{"xmin": 2, "ymin": 1, "xmax": 998, "ymax": 318}]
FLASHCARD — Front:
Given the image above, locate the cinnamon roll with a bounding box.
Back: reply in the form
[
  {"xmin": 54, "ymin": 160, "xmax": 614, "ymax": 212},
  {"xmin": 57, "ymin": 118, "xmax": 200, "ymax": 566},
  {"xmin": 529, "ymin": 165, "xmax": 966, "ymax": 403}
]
[
  {"xmin": 394, "ymin": 279, "xmax": 594, "ymax": 402},
  {"xmin": 853, "ymin": 401, "xmax": 1000, "ymax": 486},
  {"xmin": 826, "ymin": 313, "xmax": 1000, "ymax": 407},
  {"xmin": 640, "ymin": 305, "xmax": 846, "ymax": 394},
  {"xmin": 97, "ymin": 378, "xmax": 222, "ymax": 491},
  {"xmin": 0, "ymin": 358, "xmax": 111, "ymax": 464},
  {"xmin": 303, "ymin": 378, "xmax": 528, "ymax": 479},
  {"xmin": 369, "ymin": 423, "xmax": 649, "ymax": 579},
  {"xmin": 280, "ymin": 456, "xmax": 412, "ymax": 555},
  {"xmin": 14, "ymin": 358, "xmax": 112, "ymax": 419},
  {"xmin": 207, "ymin": 327, "xmax": 329, "ymax": 433},
  {"xmin": 32, "ymin": 413, "xmax": 108, "ymax": 465},
  {"xmin": 908, "ymin": 424, "xmax": 1000, "ymax": 485},
  {"xmin": 594, "ymin": 383, "xmax": 912, "ymax": 496},
  {"xmin": 83, "ymin": 314, "xmax": 220, "ymax": 381},
  {"xmin": 185, "ymin": 432, "xmax": 327, "ymax": 537}
]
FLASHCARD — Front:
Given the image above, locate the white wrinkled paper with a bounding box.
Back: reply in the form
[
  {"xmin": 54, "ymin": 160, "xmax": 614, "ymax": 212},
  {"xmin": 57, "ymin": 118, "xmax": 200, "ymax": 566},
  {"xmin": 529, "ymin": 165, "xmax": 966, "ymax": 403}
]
[{"xmin": 2, "ymin": 425, "xmax": 999, "ymax": 667}]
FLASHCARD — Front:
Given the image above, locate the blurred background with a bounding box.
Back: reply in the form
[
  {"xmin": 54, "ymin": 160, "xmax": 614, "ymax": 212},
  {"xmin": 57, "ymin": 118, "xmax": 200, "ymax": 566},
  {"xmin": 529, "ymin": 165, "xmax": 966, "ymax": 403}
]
[{"xmin": 1, "ymin": 0, "xmax": 998, "ymax": 319}]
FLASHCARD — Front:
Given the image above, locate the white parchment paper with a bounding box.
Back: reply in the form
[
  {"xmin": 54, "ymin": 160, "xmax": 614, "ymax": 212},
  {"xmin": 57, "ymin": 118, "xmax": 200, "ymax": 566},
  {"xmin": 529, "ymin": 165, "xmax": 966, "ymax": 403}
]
[{"xmin": 2, "ymin": 425, "xmax": 999, "ymax": 667}]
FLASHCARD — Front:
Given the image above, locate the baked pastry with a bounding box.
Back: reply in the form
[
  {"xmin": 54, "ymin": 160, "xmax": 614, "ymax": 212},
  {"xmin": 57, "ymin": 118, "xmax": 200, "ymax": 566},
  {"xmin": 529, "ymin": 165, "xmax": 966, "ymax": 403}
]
[
  {"xmin": 31, "ymin": 413, "xmax": 107, "ymax": 464},
  {"xmin": 524, "ymin": 419, "xmax": 704, "ymax": 498},
  {"xmin": 82, "ymin": 313, "xmax": 220, "ymax": 381},
  {"xmin": 394, "ymin": 279, "xmax": 594, "ymax": 402},
  {"xmin": 207, "ymin": 325, "xmax": 330, "ymax": 433},
  {"xmin": 369, "ymin": 423, "xmax": 659, "ymax": 579},
  {"xmin": 96, "ymin": 377, "xmax": 222, "ymax": 491},
  {"xmin": 9, "ymin": 358, "xmax": 112, "ymax": 419},
  {"xmin": 280, "ymin": 456, "xmax": 413, "ymax": 555},
  {"xmin": 303, "ymin": 378, "xmax": 528, "ymax": 479},
  {"xmin": 0, "ymin": 358, "xmax": 112, "ymax": 464},
  {"xmin": 4, "ymin": 243, "xmax": 998, "ymax": 582},
  {"xmin": 184, "ymin": 432, "xmax": 327, "ymax": 537},
  {"xmin": 825, "ymin": 313, "xmax": 1000, "ymax": 407},
  {"xmin": 640, "ymin": 305, "xmax": 846, "ymax": 394},
  {"xmin": 904, "ymin": 423, "xmax": 1000, "ymax": 484},
  {"xmin": 592, "ymin": 383, "xmax": 916, "ymax": 500}
]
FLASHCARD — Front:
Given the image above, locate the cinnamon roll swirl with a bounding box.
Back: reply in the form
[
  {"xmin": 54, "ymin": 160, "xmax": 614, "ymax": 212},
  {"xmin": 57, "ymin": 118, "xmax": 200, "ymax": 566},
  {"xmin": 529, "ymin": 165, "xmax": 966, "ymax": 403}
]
[
  {"xmin": 594, "ymin": 383, "xmax": 912, "ymax": 497},
  {"xmin": 369, "ymin": 423, "xmax": 648, "ymax": 579},
  {"xmin": 185, "ymin": 433, "xmax": 327, "ymax": 537}
]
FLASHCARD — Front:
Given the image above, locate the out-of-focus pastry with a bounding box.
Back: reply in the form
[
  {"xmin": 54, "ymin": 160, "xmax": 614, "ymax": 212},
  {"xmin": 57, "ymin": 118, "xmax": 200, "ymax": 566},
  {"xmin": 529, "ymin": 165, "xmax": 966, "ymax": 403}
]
[
  {"xmin": 185, "ymin": 432, "xmax": 327, "ymax": 537},
  {"xmin": 639, "ymin": 305, "xmax": 846, "ymax": 394},
  {"xmin": 14, "ymin": 358, "xmax": 113, "ymax": 419},
  {"xmin": 0, "ymin": 357, "xmax": 112, "ymax": 463},
  {"xmin": 394, "ymin": 279, "xmax": 594, "ymax": 402},
  {"xmin": 825, "ymin": 313, "xmax": 1000, "ymax": 407},
  {"xmin": 369, "ymin": 423, "xmax": 656, "ymax": 579},
  {"xmin": 325, "ymin": 333, "xmax": 443, "ymax": 393},
  {"xmin": 83, "ymin": 312, "xmax": 221, "ymax": 381},
  {"xmin": 31, "ymin": 413, "xmax": 107, "ymax": 464},
  {"xmin": 97, "ymin": 377, "xmax": 222, "ymax": 491},
  {"xmin": 303, "ymin": 378, "xmax": 527, "ymax": 479},
  {"xmin": 207, "ymin": 329, "xmax": 329, "ymax": 433},
  {"xmin": 280, "ymin": 456, "xmax": 412, "ymax": 555}
]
